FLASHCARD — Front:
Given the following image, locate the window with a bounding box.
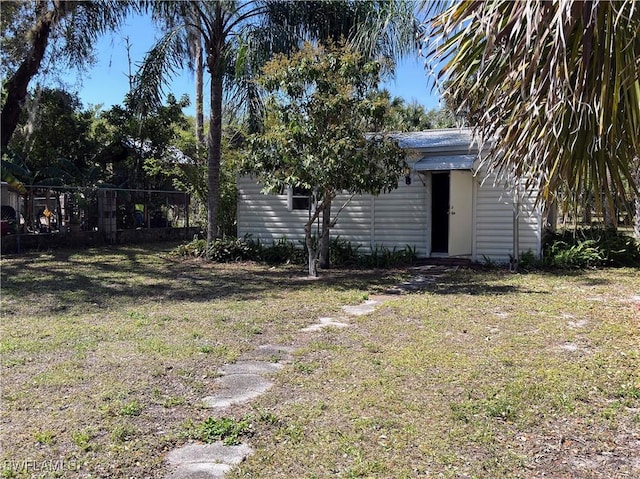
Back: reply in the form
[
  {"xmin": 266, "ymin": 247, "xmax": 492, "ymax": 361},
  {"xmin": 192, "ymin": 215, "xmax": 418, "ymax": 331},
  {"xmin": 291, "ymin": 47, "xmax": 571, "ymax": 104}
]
[{"xmin": 287, "ymin": 186, "xmax": 312, "ymax": 211}]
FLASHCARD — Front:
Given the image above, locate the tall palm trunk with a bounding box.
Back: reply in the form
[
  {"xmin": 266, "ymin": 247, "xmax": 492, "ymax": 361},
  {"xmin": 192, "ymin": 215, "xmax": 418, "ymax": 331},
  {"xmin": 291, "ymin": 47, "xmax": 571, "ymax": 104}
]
[
  {"xmin": 194, "ymin": 39, "xmax": 205, "ymax": 147},
  {"xmin": 207, "ymin": 71, "xmax": 223, "ymax": 243},
  {"xmin": 634, "ymin": 157, "xmax": 640, "ymax": 240}
]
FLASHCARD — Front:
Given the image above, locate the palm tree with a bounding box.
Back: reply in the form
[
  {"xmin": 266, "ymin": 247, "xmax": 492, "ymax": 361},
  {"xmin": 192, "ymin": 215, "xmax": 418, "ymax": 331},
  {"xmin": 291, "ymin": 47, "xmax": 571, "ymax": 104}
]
[
  {"xmin": 423, "ymin": 0, "xmax": 640, "ymax": 220},
  {"xmin": 133, "ymin": 0, "xmax": 420, "ymax": 245}
]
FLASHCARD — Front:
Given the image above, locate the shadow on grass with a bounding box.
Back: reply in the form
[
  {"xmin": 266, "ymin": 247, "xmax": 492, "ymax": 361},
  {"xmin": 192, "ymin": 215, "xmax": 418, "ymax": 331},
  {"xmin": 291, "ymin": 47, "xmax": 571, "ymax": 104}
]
[
  {"xmin": 9, "ymin": 243, "xmax": 625, "ymax": 309},
  {"xmin": 0, "ymin": 243, "xmax": 404, "ymax": 309}
]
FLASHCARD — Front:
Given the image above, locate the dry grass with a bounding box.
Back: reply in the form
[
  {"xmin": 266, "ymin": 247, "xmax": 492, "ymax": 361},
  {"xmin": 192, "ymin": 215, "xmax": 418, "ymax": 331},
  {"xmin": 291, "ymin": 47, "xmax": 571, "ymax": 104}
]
[
  {"xmin": 1, "ymin": 244, "xmax": 638, "ymax": 479},
  {"xmin": 236, "ymin": 268, "xmax": 640, "ymax": 479}
]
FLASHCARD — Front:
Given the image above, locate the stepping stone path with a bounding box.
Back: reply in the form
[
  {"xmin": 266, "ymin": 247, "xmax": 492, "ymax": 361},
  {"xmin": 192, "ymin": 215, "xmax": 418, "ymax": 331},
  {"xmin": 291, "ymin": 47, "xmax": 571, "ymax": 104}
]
[{"xmin": 164, "ymin": 267, "xmax": 446, "ymax": 478}]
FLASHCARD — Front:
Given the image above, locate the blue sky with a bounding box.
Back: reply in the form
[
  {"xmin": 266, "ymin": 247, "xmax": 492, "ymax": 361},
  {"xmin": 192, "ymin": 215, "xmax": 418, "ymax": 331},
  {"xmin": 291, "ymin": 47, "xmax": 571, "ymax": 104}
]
[{"xmin": 59, "ymin": 14, "xmax": 442, "ymax": 115}]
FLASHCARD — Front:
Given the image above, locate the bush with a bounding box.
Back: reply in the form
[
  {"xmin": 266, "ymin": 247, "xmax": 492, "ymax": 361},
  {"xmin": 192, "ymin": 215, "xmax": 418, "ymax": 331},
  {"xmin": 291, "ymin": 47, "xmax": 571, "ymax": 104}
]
[
  {"xmin": 172, "ymin": 238, "xmax": 209, "ymax": 258},
  {"xmin": 171, "ymin": 236, "xmax": 260, "ymax": 262},
  {"xmin": 360, "ymin": 244, "xmax": 418, "ymax": 268},
  {"xmin": 260, "ymin": 237, "xmax": 305, "ymax": 265},
  {"xmin": 171, "ymin": 235, "xmax": 418, "ymax": 268},
  {"xmin": 206, "ymin": 237, "xmax": 261, "ymax": 262},
  {"xmin": 542, "ymin": 229, "xmax": 640, "ymax": 269}
]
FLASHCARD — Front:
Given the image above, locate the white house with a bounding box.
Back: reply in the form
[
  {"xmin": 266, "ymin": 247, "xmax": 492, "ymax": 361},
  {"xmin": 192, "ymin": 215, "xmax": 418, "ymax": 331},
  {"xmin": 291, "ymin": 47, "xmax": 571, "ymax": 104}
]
[{"xmin": 237, "ymin": 128, "xmax": 542, "ymax": 264}]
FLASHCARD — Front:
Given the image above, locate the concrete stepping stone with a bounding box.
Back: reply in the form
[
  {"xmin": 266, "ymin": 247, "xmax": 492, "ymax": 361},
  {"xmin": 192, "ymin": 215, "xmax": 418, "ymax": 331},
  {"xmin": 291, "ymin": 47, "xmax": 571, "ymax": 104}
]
[
  {"xmin": 165, "ymin": 442, "xmax": 253, "ymax": 479},
  {"xmin": 218, "ymin": 361, "xmax": 283, "ymax": 375},
  {"xmin": 342, "ymin": 299, "xmax": 381, "ymax": 316},
  {"xmin": 300, "ymin": 316, "xmax": 350, "ymax": 332},
  {"xmin": 244, "ymin": 344, "xmax": 294, "ymax": 363},
  {"xmin": 202, "ymin": 360, "xmax": 282, "ymax": 408}
]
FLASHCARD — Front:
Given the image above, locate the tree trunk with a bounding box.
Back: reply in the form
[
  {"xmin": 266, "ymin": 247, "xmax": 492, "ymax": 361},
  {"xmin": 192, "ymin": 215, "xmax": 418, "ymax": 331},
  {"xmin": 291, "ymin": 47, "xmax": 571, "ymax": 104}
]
[
  {"xmin": 206, "ymin": 52, "xmax": 223, "ymax": 244},
  {"xmin": 195, "ymin": 39, "xmax": 205, "ymax": 148},
  {"xmin": 543, "ymin": 198, "xmax": 557, "ymax": 234},
  {"xmin": 635, "ymin": 193, "xmax": 640, "ymax": 240},
  {"xmin": 604, "ymin": 172, "xmax": 617, "ymax": 230},
  {"xmin": 318, "ymin": 198, "xmax": 331, "ymax": 269},
  {"xmin": 1, "ymin": 5, "xmax": 56, "ymax": 149},
  {"xmin": 304, "ymin": 221, "xmax": 318, "ymax": 277}
]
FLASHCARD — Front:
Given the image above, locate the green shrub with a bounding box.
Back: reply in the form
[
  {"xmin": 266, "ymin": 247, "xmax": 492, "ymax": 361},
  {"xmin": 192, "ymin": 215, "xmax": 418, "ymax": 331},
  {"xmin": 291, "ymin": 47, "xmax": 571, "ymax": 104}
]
[
  {"xmin": 260, "ymin": 237, "xmax": 305, "ymax": 265},
  {"xmin": 172, "ymin": 238, "xmax": 209, "ymax": 258},
  {"xmin": 329, "ymin": 235, "xmax": 361, "ymax": 266},
  {"xmin": 542, "ymin": 229, "xmax": 640, "ymax": 269},
  {"xmin": 171, "ymin": 236, "xmax": 418, "ymax": 269},
  {"xmin": 206, "ymin": 237, "xmax": 261, "ymax": 262},
  {"xmin": 171, "ymin": 236, "xmax": 261, "ymax": 262},
  {"xmin": 360, "ymin": 244, "xmax": 417, "ymax": 268}
]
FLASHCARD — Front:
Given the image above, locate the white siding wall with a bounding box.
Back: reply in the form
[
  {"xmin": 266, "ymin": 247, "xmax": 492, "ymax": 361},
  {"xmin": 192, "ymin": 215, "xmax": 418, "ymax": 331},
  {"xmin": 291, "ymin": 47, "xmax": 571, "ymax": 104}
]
[
  {"xmin": 237, "ymin": 177, "xmax": 307, "ymax": 245},
  {"xmin": 329, "ymin": 193, "xmax": 374, "ymax": 251},
  {"xmin": 237, "ymin": 176, "xmax": 429, "ymax": 255},
  {"xmin": 473, "ymin": 171, "xmax": 542, "ymax": 263},
  {"xmin": 238, "ymin": 171, "xmax": 541, "ymax": 263},
  {"xmin": 372, "ymin": 179, "xmax": 429, "ymax": 256}
]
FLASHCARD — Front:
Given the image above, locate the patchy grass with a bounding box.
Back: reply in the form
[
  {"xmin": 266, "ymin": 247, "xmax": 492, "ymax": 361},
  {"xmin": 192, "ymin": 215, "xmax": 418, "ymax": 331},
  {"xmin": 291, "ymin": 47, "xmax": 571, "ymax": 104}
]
[
  {"xmin": 236, "ymin": 268, "xmax": 640, "ymax": 479},
  {"xmin": 1, "ymin": 245, "xmax": 638, "ymax": 478},
  {"xmin": 0, "ymin": 244, "xmax": 400, "ymax": 478}
]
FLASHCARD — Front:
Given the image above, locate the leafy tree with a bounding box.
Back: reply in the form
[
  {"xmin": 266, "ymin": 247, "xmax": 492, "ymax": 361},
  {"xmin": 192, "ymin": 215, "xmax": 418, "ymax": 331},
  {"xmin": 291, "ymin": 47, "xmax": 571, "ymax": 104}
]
[
  {"xmin": 99, "ymin": 93, "xmax": 191, "ymax": 190},
  {"xmin": 133, "ymin": 0, "xmax": 419, "ymax": 246},
  {"xmin": 423, "ymin": 0, "xmax": 640, "ymax": 224},
  {"xmin": 0, "ymin": 0, "xmax": 135, "ymax": 149},
  {"xmin": 8, "ymin": 88, "xmax": 99, "ymax": 176},
  {"xmin": 244, "ymin": 43, "xmax": 406, "ymax": 277}
]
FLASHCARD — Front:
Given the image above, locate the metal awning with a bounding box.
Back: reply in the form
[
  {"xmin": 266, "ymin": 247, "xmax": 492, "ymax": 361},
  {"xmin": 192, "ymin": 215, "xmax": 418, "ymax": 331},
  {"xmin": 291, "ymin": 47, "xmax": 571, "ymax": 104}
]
[{"xmin": 413, "ymin": 154, "xmax": 476, "ymax": 172}]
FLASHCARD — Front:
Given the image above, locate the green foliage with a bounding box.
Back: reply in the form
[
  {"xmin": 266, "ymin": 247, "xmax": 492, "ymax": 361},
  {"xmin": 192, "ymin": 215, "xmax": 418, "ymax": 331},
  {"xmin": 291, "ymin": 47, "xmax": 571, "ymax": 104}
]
[
  {"xmin": 196, "ymin": 416, "xmax": 253, "ymax": 446},
  {"xmin": 7, "ymin": 88, "xmax": 105, "ymax": 186},
  {"xmin": 378, "ymin": 91, "xmax": 456, "ymax": 131},
  {"xmin": 246, "ymin": 42, "xmax": 406, "ymax": 199},
  {"xmin": 205, "ymin": 237, "xmax": 260, "ymax": 263},
  {"xmin": 172, "ymin": 235, "xmax": 417, "ymax": 269},
  {"xmin": 119, "ymin": 400, "xmax": 143, "ymax": 417},
  {"xmin": 259, "ymin": 237, "xmax": 306, "ymax": 265},
  {"xmin": 171, "ymin": 237, "xmax": 260, "ymax": 263},
  {"xmin": 542, "ymin": 229, "xmax": 640, "ymax": 269},
  {"xmin": 71, "ymin": 429, "xmax": 94, "ymax": 452},
  {"xmin": 327, "ymin": 235, "xmax": 362, "ymax": 267},
  {"xmin": 34, "ymin": 430, "xmax": 55, "ymax": 445},
  {"xmin": 362, "ymin": 244, "xmax": 418, "ymax": 268},
  {"xmin": 103, "ymin": 93, "xmax": 190, "ymax": 190},
  {"xmin": 1, "ymin": 1, "xmax": 136, "ymax": 149},
  {"xmin": 245, "ymin": 42, "xmax": 407, "ymax": 275}
]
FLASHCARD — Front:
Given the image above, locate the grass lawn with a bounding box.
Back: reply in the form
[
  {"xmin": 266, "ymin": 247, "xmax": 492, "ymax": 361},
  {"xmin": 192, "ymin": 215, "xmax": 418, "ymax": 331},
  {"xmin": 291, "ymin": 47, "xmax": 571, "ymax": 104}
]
[{"xmin": 1, "ymin": 244, "xmax": 638, "ymax": 478}]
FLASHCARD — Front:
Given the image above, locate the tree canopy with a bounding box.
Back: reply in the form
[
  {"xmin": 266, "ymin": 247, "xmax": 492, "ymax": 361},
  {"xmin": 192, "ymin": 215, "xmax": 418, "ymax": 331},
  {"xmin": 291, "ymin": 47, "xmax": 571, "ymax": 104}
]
[
  {"xmin": 244, "ymin": 42, "xmax": 406, "ymax": 277},
  {"xmin": 0, "ymin": 0, "xmax": 135, "ymax": 149},
  {"xmin": 133, "ymin": 0, "xmax": 420, "ymax": 244}
]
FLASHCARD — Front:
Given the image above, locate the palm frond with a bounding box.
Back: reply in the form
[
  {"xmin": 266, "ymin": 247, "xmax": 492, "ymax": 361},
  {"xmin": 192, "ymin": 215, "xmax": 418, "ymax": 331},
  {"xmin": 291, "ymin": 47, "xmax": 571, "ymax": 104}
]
[
  {"xmin": 423, "ymin": 0, "xmax": 640, "ymax": 208},
  {"xmin": 129, "ymin": 26, "xmax": 188, "ymax": 116},
  {"xmin": 1, "ymin": 157, "xmax": 29, "ymax": 194},
  {"xmin": 349, "ymin": 0, "xmax": 423, "ymax": 74}
]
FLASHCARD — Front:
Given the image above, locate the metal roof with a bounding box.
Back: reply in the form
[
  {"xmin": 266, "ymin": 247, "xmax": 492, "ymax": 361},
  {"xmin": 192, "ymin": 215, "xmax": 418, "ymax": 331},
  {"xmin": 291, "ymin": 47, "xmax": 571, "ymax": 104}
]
[
  {"xmin": 413, "ymin": 154, "xmax": 476, "ymax": 172},
  {"xmin": 391, "ymin": 128, "xmax": 476, "ymax": 152}
]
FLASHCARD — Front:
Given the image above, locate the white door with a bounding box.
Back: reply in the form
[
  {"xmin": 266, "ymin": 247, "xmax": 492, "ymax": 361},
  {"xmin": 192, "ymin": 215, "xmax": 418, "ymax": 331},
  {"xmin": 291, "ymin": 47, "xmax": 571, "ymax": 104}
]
[{"xmin": 448, "ymin": 170, "xmax": 473, "ymax": 256}]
